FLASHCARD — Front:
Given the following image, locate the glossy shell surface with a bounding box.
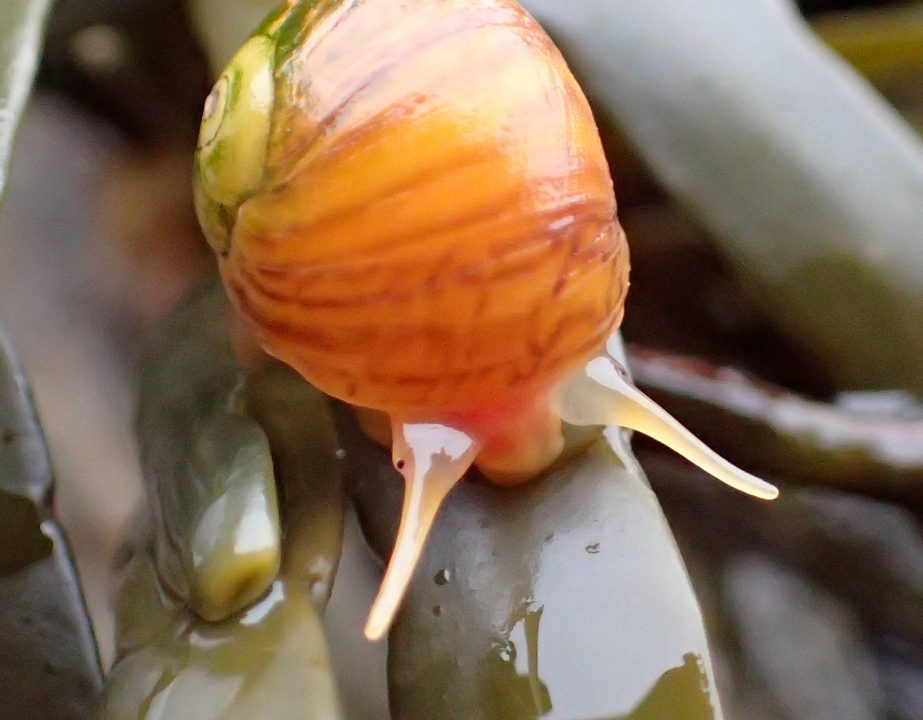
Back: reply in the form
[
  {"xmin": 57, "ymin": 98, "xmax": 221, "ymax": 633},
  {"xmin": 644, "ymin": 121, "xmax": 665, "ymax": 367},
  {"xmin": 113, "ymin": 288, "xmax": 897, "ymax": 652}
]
[{"xmin": 199, "ymin": 0, "xmax": 629, "ymax": 416}]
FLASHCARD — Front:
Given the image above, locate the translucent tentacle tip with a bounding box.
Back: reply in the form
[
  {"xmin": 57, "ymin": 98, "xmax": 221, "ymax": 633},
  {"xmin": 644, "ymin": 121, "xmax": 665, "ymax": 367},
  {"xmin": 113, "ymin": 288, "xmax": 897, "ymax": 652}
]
[{"xmin": 559, "ymin": 355, "xmax": 779, "ymax": 501}]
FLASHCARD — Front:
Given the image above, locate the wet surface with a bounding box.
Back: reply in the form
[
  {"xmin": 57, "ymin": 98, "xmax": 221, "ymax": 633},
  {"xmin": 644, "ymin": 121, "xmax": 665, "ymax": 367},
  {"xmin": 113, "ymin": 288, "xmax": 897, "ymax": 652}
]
[
  {"xmin": 346, "ymin": 398, "xmax": 721, "ymax": 719},
  {"xmin": 0, "ymin": 521, "xmax": 104, "ymax": 720},
  {"xmin": 0, "ymin": 330, "xmax": 102, "ymax": 719},
  {"xmin": 137, "ymin": 280, "xmax": 280, "ymax": 622},
  {"xmin": 99, "ymin": 549, "xmax": 342, "ymax": 720},
  {"xmin": 101, "ymin": 282, "xmax": 358, "ymax": 718},
  {"xmin": 243, "ymin": 361, "xmax": 346, "ymax": 612}
]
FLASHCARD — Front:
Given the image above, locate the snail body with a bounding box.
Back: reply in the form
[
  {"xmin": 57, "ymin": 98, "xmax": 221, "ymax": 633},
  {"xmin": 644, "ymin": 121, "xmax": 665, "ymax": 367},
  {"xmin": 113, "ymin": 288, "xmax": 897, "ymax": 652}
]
[{"xmin": 195, "ymin": 0, "xmax": 776, "ymax": 640}]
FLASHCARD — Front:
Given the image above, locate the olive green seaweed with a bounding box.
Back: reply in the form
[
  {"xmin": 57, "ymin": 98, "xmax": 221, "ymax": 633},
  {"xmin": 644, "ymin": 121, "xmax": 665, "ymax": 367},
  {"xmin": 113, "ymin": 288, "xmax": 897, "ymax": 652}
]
[
  {"xmin": 615, "ymin": 654, "xmax": 715, "ymax": 720},
  {"xmin": 97, "ymin": 547, "xmax": 344, "ymax": 720},
  {"xmin": 244, "ymin": 361, "xmax": 346, "ymax": 611},
  {"xmin": 0, "ymin": 331, "xmax": 103, "ymax": 718},
  {"xmin": 138, "ymin": 278, "xmax": 281, "ymax": 622},
  {"xmin": 101, "ymin": 280, "xmax": 347, "ymax": 719},
  {"xmin": 523, "ymin": 0, "xmax": 923, "ymax": 398}
]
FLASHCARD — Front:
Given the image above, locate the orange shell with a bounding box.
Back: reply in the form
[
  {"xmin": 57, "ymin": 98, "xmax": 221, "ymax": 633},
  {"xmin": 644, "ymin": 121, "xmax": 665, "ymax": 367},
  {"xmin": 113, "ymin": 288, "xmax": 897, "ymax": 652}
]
[{"xmin": 221, "ymin": 0, "xmax": 629, "ymax": 415}]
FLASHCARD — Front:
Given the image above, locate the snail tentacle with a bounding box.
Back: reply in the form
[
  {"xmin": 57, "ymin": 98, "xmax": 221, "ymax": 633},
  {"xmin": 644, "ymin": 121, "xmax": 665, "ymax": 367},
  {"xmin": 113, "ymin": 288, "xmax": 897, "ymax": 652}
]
[
  {"xmin": 558, "ymin": 355, "xmax": 779, "ymax": 500},
  {"xmin": 364, "ymin": 420, "xmax": 481, "ymax": 641}
]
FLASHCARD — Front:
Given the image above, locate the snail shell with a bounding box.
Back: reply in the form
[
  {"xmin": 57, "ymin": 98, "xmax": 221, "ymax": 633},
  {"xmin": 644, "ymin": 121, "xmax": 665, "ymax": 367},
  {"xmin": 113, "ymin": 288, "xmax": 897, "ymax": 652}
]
[
  {"xmin": 195, "ymin": 0, "xmax": 776, "ymax": 641},
  {"xmin": 197, "ymin": 0, "xmax": 628, "ymax": 417}
]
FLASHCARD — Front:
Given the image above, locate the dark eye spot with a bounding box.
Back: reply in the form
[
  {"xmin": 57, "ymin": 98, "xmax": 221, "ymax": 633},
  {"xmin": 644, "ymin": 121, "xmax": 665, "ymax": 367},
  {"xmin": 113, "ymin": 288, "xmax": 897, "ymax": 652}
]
[{"xmin": 396, "ymin": 459, "xmax": 406, "ymax": 470}]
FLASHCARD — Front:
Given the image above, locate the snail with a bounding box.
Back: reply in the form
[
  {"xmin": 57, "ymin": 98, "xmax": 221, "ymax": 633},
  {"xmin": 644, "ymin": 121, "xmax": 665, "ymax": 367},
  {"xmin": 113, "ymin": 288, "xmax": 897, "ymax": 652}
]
[{"xmin": 194, "ymin": 0, "xmax": 778, "ymax": 641}]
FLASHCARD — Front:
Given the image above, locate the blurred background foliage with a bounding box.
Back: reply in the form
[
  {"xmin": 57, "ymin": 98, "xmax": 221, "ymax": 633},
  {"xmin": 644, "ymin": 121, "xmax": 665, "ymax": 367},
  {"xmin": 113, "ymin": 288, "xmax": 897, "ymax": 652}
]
[{"xmin": 1, "ymin": 0, "xmax": 923, "ymax": 719}]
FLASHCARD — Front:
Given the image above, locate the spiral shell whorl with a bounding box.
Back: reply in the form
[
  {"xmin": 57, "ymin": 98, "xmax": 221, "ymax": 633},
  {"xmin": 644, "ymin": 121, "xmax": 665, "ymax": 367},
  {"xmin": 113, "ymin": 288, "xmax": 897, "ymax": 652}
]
[{"xmin": 207, "ymin": 0, "xmax": 629, "ymax": 414}]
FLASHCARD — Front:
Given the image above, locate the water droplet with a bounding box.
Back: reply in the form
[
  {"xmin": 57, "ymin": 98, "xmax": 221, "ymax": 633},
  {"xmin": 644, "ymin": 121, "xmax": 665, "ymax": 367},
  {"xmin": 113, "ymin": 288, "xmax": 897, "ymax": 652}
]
[
  {"xmin": 434, "ymin": 568, "xmax": 453, "ymax": 585},
  {"xmin": 585, "ymin": 542, "xmax": 600, "ymax": 554}
]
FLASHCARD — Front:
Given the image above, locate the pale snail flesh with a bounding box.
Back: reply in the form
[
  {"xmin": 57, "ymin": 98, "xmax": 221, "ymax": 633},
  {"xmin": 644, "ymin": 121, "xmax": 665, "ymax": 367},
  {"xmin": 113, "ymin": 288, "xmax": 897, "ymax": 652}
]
[{"xmin": 194, "ymin": 0, "xmax": 778, "ymax": 641}]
